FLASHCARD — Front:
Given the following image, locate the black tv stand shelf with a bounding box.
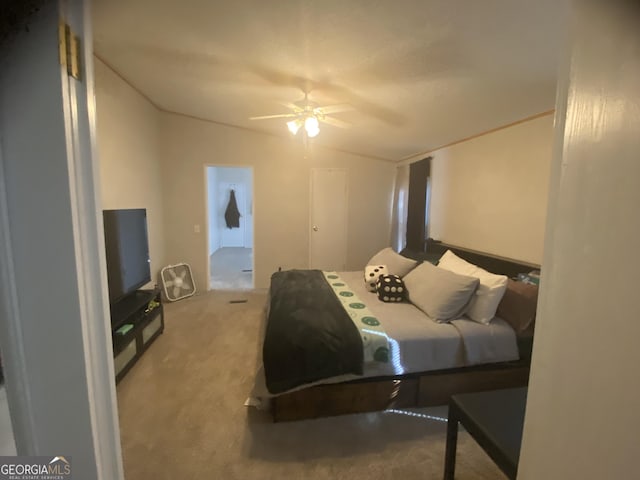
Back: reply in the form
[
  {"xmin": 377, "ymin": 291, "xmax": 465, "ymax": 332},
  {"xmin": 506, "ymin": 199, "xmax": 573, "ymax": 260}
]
[{"xmin": 111, "ymin": 287, "xmax": 164, "ymax": 383}]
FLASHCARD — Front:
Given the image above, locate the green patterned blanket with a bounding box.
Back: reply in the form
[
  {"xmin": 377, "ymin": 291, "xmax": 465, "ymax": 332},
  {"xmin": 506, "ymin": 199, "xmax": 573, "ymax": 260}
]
[{"xmin": 322, "ymin": 271, "xmax": 390, "ymax": 363}]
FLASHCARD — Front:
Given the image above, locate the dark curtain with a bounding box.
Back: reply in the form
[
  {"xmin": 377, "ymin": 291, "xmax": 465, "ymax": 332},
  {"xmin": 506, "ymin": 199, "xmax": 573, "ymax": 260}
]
[{"xmin": 405, "ymin": 157, "xmax": 431, "ymax": 252}]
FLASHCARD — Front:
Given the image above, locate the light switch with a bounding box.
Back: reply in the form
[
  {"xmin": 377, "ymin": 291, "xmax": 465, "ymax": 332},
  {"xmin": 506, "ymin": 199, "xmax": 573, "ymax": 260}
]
[{"xmin": 194, "ymin": 224, "xmax": 201, "ymax": 233}]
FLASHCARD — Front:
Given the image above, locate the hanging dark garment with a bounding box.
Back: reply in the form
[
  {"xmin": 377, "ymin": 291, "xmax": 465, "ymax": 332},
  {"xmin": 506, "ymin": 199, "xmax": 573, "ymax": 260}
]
[{"xmin": 224, "ymin": 189, "xmax": 241, "ymax": 228}]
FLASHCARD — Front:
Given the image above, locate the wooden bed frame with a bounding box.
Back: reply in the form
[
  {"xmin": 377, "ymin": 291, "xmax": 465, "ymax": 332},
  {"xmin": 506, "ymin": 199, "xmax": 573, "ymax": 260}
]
[{"xmin": 270, "ymin": 241, "xmax": 540, "ymax": 422}]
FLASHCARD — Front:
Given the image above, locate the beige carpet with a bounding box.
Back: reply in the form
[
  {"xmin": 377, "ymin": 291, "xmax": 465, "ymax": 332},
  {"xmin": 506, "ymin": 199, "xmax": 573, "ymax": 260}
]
[{"xmin": 116, "ymin": 290, "xmax": 506, "ymax": 480}]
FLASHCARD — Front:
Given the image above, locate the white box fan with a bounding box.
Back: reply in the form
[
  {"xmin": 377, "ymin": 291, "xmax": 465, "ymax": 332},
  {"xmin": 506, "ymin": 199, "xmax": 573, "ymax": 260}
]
[{"xmin": 161, "ymin": 263, "xmax": 196, "ymax": 301}]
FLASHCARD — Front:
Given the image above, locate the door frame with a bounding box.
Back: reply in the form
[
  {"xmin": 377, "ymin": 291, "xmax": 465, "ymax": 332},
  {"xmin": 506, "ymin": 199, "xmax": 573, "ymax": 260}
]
[
  {"xmin": 0, "ymin": 0, "xmax": 124, "ymax": 476},
  {"xmin": 203, "ymin": 164, "xmax": 255, "ymax": 290},
  {"xmin": 308, "ymin": 167, "xmax": 349, "ymax": 271}
]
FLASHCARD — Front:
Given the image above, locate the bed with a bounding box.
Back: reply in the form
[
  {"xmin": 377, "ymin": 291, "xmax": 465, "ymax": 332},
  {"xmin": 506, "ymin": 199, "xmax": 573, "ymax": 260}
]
[{"xmin": 252, "ymin": 240, "xmax": 539, "ymax": 421}]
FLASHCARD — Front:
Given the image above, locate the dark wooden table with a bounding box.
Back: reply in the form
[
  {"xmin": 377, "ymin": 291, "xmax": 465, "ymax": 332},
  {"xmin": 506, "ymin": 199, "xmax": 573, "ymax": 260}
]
[{"xmin": 444, "ymin": 387, "xmax": 527, "ymax": 480}]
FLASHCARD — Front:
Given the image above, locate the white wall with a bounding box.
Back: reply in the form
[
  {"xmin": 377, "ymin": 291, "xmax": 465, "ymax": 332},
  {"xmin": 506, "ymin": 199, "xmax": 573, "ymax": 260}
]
[
  {"xmin": 428, "ymin": 114, "xmax": 553, "ymax": 264},
  {"xmin": 94, "ymin": 58, "xmax": 165, "ymax": 282},
  {"xmin": 518, "ymin": 1, "xmax": 640, "ymax": 478},
  {"xmin": 159, "ymin": 113, "xmax": 396, "ymax": 289}
]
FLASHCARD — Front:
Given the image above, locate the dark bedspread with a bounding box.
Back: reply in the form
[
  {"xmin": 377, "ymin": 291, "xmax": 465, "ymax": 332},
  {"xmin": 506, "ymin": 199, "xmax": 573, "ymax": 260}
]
[{"xmin": 263, "ymin": 269, "xmax": 364, "ymax": 394}]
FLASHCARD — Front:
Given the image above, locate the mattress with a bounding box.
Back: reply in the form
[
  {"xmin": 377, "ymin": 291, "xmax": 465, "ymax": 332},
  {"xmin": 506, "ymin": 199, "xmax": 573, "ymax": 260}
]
[
  {"xmin": 339, "ymin": 271, "xmax": 519, "ymax": 377},
  {"xmin": 251, "ymin": 270, "xmax": 519, "ymax": 398}
]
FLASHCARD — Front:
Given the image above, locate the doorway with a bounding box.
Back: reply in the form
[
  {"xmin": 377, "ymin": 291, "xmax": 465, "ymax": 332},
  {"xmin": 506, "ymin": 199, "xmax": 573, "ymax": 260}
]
[{"xmin": 206, "ymin": 166, "xmax": 254, "ymax": 290}]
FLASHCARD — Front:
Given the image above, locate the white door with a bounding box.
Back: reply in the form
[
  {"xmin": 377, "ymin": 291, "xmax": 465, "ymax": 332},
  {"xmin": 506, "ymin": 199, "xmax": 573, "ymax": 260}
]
[
  {"xmin": 0, "ymin": 0, "xmax": 123, "ymax": 476},
  {"xmin": 310, "ymin": 168, "xmax": 348, "ymax": 271}
]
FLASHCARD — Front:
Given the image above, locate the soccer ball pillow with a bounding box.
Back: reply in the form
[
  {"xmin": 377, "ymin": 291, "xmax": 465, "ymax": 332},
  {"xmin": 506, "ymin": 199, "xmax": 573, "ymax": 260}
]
[
  {"xmin": 376, "ymin": 274, "xmax": 406, "ymax": 303},
  {"xmin": 364, "ymin": 265, "xmax": 388, "ymax": 292}
]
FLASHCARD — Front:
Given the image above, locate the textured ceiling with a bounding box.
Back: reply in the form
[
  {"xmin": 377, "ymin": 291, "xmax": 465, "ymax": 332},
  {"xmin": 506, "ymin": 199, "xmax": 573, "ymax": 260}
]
[{"xmin": 92, "ymin": 0, "xmax": 566, "ymax": 161}]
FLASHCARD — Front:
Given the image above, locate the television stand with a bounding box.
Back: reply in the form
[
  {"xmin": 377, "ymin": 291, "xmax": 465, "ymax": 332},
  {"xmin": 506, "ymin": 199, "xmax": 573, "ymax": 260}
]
[{"xmin": 110, "ymin": 287, "xmax": 164, "ymax": 383}]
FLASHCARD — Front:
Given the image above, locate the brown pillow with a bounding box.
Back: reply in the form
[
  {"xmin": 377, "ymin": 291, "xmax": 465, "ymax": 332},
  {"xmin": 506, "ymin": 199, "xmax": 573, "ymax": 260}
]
[{"xmin": 496, "ymin": 279, "xmax": 539, "ymax": 333}]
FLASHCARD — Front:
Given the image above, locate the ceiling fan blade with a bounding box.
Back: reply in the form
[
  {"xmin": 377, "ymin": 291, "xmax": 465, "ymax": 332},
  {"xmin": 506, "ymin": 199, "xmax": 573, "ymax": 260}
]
[
  {"xmin": 244, "ymin": 62, "xmax": 405, "ymax": 126},
  {"xmin": 316, "ymin": 104, "xmax": 354, "ymax": 115},
  {"xmin": 249, "ymin": 113, "xmax": 299, "ymax": 120},
  {"xmin": 279, "ymin": 101, "xmax": 304, "ymax": 112},
  {"xmin": 248, "ymin": 64, "xmax": 315, "ymax": 93},
  {"xmin": 320, "ymin": 115, "xmax": 352, "ymax": 129}
]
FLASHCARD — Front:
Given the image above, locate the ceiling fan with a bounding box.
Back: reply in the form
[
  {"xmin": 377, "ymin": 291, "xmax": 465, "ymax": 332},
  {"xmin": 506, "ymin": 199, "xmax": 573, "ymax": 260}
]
[{"xmin": 250, "ymin": 95, "xmax": 353, "ymax": 137}]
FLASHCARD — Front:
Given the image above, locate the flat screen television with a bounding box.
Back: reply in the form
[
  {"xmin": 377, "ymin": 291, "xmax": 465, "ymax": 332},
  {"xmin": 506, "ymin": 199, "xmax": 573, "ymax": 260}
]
[{"xmin": 103, "ymin": 208, "xmax": 151, "ymax": 304}]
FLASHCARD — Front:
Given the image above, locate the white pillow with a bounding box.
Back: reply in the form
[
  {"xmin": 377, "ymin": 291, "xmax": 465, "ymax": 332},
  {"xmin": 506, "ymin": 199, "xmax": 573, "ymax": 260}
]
[
  {"xmin": 437, "ymin": 250, "xmax": 508, "ymax": 324},
  {"xmin": 403, "ymin": 262, "xmax": 479, "ymax": 322},
  {"xmin": 367, "ymin": 247, "xmax": 418, "ymax": 277}
]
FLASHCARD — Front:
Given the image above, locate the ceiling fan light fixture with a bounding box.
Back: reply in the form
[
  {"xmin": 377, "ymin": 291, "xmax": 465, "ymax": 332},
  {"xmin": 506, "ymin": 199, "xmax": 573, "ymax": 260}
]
[
  {"xmin": 304, "ymin": 116, "xmax": 319, "ymax": 130},
  {"xmin": 306, "ymin": 125, "xmax": 320, "ymax": 138},
  {"xmin": 304, "ymin": 116, "xmax": 320, "ymax": 137},
  {"xmin": 287, "ymin": 119, "xmax": 302, "ymax": 135},
  {"xmin": 253, "ymin": 98, "xmax": 350, "ymax": 138}
]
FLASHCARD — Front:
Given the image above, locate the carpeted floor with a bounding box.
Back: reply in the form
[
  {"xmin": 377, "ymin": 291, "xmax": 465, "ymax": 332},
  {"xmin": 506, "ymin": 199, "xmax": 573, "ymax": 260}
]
[{"xmin": 116, "ymin": 290, "xmax": 506, "ymax": 479}]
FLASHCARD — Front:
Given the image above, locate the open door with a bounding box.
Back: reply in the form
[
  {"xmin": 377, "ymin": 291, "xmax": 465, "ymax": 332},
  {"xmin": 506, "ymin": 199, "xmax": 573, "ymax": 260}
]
[{"xmin": 0, "ymin": 0, "xmax": 123, "ymax": 477}]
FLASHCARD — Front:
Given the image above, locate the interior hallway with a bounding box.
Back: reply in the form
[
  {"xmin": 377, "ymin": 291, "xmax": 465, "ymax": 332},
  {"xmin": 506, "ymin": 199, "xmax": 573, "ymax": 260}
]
[{"xmin": 210, "ymin": 247, "xmax": 253, "ymax": 290}]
